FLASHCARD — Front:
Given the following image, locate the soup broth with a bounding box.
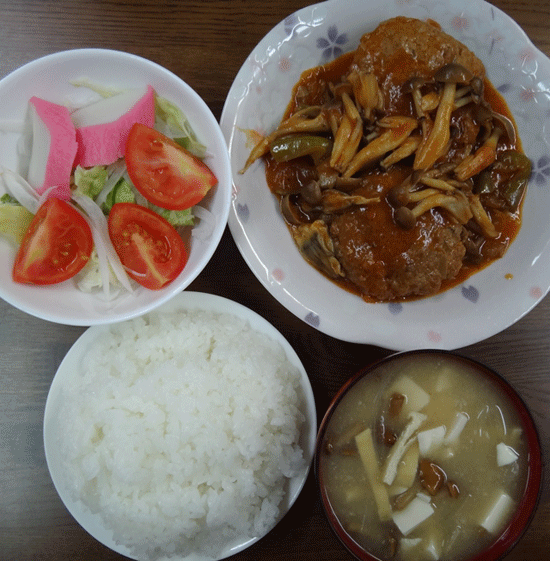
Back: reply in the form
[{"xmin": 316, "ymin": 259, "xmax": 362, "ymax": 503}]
[{"xmin": 319, "ymin": 354, "xmax": 529, "ymax": 561}]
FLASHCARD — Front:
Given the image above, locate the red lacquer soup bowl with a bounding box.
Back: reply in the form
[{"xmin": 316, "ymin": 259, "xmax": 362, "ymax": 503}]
[{"xmin": 315, "ymin": 350, "xmax": 542, "ymax": 561}]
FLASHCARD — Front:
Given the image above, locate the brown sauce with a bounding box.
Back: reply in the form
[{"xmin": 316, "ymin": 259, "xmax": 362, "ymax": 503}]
[{"xmin": 264, "ymin": 34, "xmax": 526, "ymax": 303}]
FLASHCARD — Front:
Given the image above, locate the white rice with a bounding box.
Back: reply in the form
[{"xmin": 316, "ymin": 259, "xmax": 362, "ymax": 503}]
[{"xmin": 58, "ymin": 309, "xmax": 306, "ymax": 560}]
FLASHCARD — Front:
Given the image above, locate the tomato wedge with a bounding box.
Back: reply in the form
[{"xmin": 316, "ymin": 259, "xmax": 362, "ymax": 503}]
[
  {"xmin": 13, "ymin": 197, "xmax": 93, "ymax": 285},
  {"xmin": 108, "ymin": 202, "xmax": 188, "ymax": 290},
  {"xmin": 125, "ymin": 123, "xmax": 217, "ymax": 210}
]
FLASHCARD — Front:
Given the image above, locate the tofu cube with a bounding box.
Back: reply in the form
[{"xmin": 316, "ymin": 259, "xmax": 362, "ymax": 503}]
[
  {"xmin": 417, "ymin": 425, "xmax": 446, "ymax": 456},
  {"xmin": 480, "ymin": 491, "xmax": 515, "ymax": 534},
  {"xmin": 392, "ymin": 496, "xmax": 435, "ymax": 536},
  {"xmin": 496, "ymin": 442, "xmax": 519, "ymax": 466},
  {"xmin": 400, "ymin": 537, "xmax": 422, "ymax": 553},
  {"xmin": 389, "ymin": 375, "xmax": 430, "ymax": 417}
]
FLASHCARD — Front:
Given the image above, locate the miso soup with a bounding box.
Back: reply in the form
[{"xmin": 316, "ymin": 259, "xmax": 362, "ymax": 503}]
[{"xmin": 319, "ymin": 353, "xmax": 534, "ymax": 561}]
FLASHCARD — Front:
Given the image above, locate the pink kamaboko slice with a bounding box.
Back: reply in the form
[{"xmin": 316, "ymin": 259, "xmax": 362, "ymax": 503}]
[
  {"xmin": 71, "ymin": 85, "xmax": 155, "ymax": 167},
  {"xmin": 27, "ymin": 97, "xmax": 78, "ymax": 200}
]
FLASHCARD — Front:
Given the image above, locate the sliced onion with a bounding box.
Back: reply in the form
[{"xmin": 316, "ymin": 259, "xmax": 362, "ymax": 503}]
[
  {"xmin": 93, "ymin": 222, "xmax": 111, "ymax": 299},
  {"xmin": 0, "ymin": 166, "xmax": 40, "ymax": 214},
  {"xmin": 69, "ymin": 77, "xmax": 124, "ymax": 98},
  {"xmin": 94, "ymin": 159, "xmax": 126, "ymax": 208},
  {"xmin": 71, "ymin": 202, "xmax": 112, "ymax": 299},
  {"xmin": 154, "ymin": 116, "xmax": 172, "ymax": 138},
  {"xmin": 191, "ymin": 205, "xmax": 217, "ymax": 242},
  {"xmin": 72, "ymin": 194, "xmax": 134, "ymax": 294}
]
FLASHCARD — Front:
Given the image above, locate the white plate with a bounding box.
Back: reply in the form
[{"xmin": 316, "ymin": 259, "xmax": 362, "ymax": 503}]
[
  {"xmin": 220, "ymin": 0, "xmax": 550, "ymax": 350},
  {"xmin": 43, "ymin": 291, "xmax": 317, "ymax": 560},
  {"xmin": 0, "ymin": 49, "xmax": 231, "ymax": 326}
]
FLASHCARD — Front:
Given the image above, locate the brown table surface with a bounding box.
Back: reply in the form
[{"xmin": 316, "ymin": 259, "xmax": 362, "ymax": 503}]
[{"xmin": 1, "ymin": 1, "xmax": 549, "ymax": 560}]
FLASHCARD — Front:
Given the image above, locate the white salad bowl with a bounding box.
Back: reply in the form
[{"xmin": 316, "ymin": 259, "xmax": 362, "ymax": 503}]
[{"xmin": 0, "ymin": 48, "xmax": 231, "ymax": 325}]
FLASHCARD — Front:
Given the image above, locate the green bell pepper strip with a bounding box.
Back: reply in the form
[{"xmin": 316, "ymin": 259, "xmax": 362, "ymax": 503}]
[
  {"xmin": 269, "ymin": 134, "xmax": 331, "ymax": 162},
  {"xmin": 494, "ymin": 150, "xmax": 532, "ymax": 212}
]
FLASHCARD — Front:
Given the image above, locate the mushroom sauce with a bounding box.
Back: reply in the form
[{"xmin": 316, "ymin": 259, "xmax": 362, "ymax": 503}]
[
  {"xmin": 242, "ymin": 17, "xmax": 531, "ymax": 302},
  {"xmin": 319, "ymin": 355, "xmax": 529, "ymax": 561}
]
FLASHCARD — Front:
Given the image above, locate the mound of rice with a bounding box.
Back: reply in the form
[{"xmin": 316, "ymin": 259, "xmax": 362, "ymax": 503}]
[{"xmin": 58, "ymin": 308, "xmax": 306, "ymax": 560}]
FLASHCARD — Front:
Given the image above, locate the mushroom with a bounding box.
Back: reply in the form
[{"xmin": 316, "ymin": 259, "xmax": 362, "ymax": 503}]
[
  {"xmin": 468, "ymin": 194, "xmax": 498, "ymax": 238},
  {"xmin": 386, "ymin": 171, "xmax": 423, "ymax": 207},
  {"xmin": 434, "ymin": 63, "xmax": 474, "ymax": 85},
  {"xmin": 347, "ymin": 70, "xmax": 384, "ymax": 120},
  {"xmin": 320, "ymin": 189, "xmax": 380, "ymax": 213},
  {"xmin": 315, "ymin": 158, "xmax": 372, "ymax": 192},
  {"xmin": 471, "ymin": 76, "xmax": 484, "ymax": 102},
  {"xmin": 475, "ymin": 103, "xmax": 517, "ymax": 146},
  {"xmin": 454, "ymin": 84, "xmax": 472, "ymax": 102},
  {"xmin": 453, "ymin": 76, "xmax": 485, "ymax": 109},
  {"xmin": 454, "ymin": 127, "xmax": 503, "ymax": 181},
  {"xmin": 388, "ymin": 163, "xmax": 465, "ymax": 207},
  {"xmin": 316, "ymin": 160, "xmax": 339, "ymax": 189},
  {"xmin": 413, "ymin": 80, "xmax": 456, "ymax": 170},
  {"xmin": 330, "ymin": 92, "xmax": 363, "ymax": 172},
  {"xmin": 392, "ymin": 486, "xmax": 418, "ymax": 511},
  {"xmin": 420, "ymin": 92, "xmax": 440, "ymax": 112},
  {"xmin": 343, "ymin": 116, "xmax": 418, "ymax": 177},
  {"xmin": 419, "ymin": 460, "xmax": 448, "ymax": 496},
  {"xmin": 329, "ymin": 81, "xmax": 353, "ymax": 98},
  {"xmin": 393, "ymin": 192, "xmax": 473, "ymax": 229},
  {"xmin": 333, "ymin": 176, "xmax": 366, "ymax": 192},
  {"xmin": 276, "ymin": 107, "xmax": 330, "ymax": 135},
  {"xmin": 280, "ymin": 194, "xmax": 309, "ymax": 225},
  {"xmin": 300, "ymin": 180, "xmax": 323, "ymax": 205},
  {"xmin": 428, "ymin": 161, "xmax": 458, "ymax": 176},
  {"xmin": 324, "ymin": 97, "xmax": 346, "ymax": 137},
  {"xmin": 413, "ymin": 64, "xmax": 483, "ymax": 171},
  {"xmin": 404, "ymin": 77, "xmax": 428, "ymax": 118},
  {"xmin": 403, "ymin": 77, "xmax": 436, "ymax": 139},
  {"xmin": 419, "ymin": 175, "xmax": 459, "ymax": 193},
  {"xmin": 240, "ymin": 106, "xmax": 329, "ymax": 173},
  {"xmin": 292, "ymin": 220, "xmax": 344, "ymax": 278},
  {"xmin": 380, "ymin": 135, "xmax": 422, "ymax": 169},
  {"xmin": 389, "ymin": 165, "xmax": 479, "ymax": 223}
]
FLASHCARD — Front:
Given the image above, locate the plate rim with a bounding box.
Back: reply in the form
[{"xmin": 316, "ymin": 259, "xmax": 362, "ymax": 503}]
[{"xmin": 220, "ymin": 0, "xmax": 550, "ymax": 350}]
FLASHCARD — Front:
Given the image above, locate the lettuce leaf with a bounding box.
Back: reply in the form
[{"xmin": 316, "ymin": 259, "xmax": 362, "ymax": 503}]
[
  {"xmin": 102, "ymin": 177, "xmax": 135, "ymax": 213},
  {"xmin": 73, "ymin": 165, "xmax": 109, "ymax": 199},
  {"xmin": 75, "ymin": 248, "xmax": 121, "ymax": 293},
  {"xmin": 148, "ymin": 202, "xmax": 194, "ymax": 227},
  {"xmin": 154, "ymin": 95, "xmax": 207, "ymax": 158},
  {"xmin": 0, "ymin": 200, "xmax": 34, "ymax": 245}
]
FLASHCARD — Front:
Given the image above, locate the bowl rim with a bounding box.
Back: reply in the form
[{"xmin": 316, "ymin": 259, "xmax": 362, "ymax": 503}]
[
  {"xmin": 43, "ymin": 290, "xmax": 318, "ymax": 560},
  {"xmin": 314, "ymin": 349, "xmax": 543, "ymax": 561}
]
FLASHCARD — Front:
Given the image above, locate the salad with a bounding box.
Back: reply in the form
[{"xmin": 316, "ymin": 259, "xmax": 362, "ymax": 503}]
[{"xmin": 0, "ymin": 81, "xmax": 217, "ymax": 296}]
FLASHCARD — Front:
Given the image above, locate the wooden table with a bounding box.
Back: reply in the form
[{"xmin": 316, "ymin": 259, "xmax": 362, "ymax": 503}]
[{"xmin": 1, "ymin": 1, "xmax": 549, "ymax": 560}]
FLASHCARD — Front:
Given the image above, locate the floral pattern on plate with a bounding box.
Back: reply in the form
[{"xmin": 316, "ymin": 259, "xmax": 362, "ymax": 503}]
[{"xmin": 221, "ymin": 0, "xmax": 550, "ymax": 350}]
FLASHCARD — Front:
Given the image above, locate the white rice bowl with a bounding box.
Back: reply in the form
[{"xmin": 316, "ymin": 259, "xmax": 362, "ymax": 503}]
[{"xmin": 55, "ymin": 307, "xmax": 307, "ymax": 560}]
